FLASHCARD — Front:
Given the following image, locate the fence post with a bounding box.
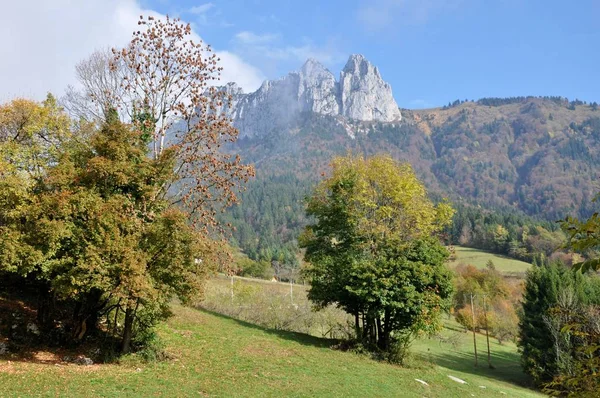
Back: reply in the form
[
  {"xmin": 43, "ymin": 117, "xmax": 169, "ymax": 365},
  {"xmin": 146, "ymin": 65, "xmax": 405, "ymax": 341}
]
[{"xmin": 470, "ymin": 293, "xmax": 478, "ymax": 367}]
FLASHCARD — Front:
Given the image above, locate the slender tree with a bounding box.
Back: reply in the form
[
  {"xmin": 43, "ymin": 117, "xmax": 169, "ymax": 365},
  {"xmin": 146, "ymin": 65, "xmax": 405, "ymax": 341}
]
[{"xmin": 66, "ymin": 15, "xmax": 254, "ymax": 235}]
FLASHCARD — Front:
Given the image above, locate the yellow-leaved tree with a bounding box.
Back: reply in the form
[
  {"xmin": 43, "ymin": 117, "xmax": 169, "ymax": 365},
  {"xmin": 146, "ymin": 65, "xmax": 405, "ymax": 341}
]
[{"xmin": 300, "ymin": 154, "xmax": 454, "ymax": 361}]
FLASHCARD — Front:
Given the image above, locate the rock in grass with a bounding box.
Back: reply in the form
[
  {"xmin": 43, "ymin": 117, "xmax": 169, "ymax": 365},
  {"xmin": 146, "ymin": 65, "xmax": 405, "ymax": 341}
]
[{"xmin": 448, "ymin": 375, "xmax": 467, "ymax": 384}]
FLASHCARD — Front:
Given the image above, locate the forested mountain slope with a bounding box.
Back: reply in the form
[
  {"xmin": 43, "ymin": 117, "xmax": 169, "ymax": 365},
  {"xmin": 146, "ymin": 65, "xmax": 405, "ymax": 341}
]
[{"xmin": 223, "ymin": 96, "xmax": 600, "ymax": 263}]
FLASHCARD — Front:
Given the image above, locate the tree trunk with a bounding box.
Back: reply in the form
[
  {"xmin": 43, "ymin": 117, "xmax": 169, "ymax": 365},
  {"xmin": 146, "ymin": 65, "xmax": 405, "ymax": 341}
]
[
  {"xmin": 354, "ymin": 312, "xmax": 360, "ymax": 340},
  {"xmin": 36, "ymin": 283, "xmax": 53, "ymax": 330},
  {"xmin": 72, "ymin": 289, "xmax": 103, "ymax": 342},
  {"xmin": 121, "ymin": 300, "xmax": 138, "ymax": 353},
  {"xmin": 382, "ymin": 310, "xmax": 391, "ymax": 351},
  {"xmin": 361, "ymin": 313, "xmax": 367, "ymax": 343},
  {"xmin": 376, "ymin": 317, "xmax": 385, "ymax": 350},
  {"xmin": 367, "ymin": 315, "xmax": 376, "ymax": 347},
  {"xmin": 376, "ymin": 317, "xmax": 384, "ymax": 350}
]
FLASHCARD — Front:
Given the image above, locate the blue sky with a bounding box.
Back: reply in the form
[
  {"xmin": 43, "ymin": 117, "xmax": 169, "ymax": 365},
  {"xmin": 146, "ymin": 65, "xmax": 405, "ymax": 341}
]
[
  {"xmin": 0, "ymin": 1, "xmax": 598, "ymax": 108},
  {"xmin": 141, "ymin": 0, "xmax": 600, "ymax": 109}
]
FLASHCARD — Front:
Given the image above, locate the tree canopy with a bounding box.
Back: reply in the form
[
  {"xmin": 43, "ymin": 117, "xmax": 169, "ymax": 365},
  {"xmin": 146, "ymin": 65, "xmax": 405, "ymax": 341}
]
[
  {"xmin": 0, "ymin": 15, "xmax": 252, "ymax": 354},
  {"xmin": 300, "ymin": 154, "xmax": 454, "ymax": 355}
]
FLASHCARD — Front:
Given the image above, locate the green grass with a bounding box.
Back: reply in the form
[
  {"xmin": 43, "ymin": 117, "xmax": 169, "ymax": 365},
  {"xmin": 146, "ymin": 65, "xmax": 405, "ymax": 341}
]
[
  {"xmin": 0, "ymin": 303, "xmax": 543, "ymax": 397},
  {"xmin": 449, "ymin": 246, "xmax": 531, "ymax": 275}
]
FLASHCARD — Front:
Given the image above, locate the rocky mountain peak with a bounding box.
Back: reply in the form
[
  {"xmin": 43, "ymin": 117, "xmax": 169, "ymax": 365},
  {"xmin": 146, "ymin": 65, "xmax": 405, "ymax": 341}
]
[
  {"xmin": 300, "ymin": 58, "xmax": 329, "ymax": 75},
  {"xmin": 222, "ymin": 82, "xmax": 244, "ymax": 96},
  {"xmin": 219, "ymin": 54, "xmax": 401, "ymax": 138},
  {"xmin": 339, "ymin": 54, "xmax": 400, "ymax": 122},
  {"xmin": 343, "ymin": 54, "xmax": 374, "ymax": 75}
]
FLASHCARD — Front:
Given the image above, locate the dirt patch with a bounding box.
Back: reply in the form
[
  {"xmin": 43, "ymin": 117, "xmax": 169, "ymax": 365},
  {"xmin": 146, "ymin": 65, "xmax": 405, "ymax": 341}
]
[
  {"xmin": 0, "ymin": 361, "xmax": 24, "ymax": 375},
  {"xmin": 174, "ymin": 329, "xmax": 194, "ymax": 338},
  {"xmin": 32, "ymin": 350, "xmax": 61, "ymax": 363},
  {"xmin": 241, "ymin": 342, "xmax": 295, "ymax": 358},
  {"xmin": 0, "ymin": 297, "xmax": 37, "ymax": 317}
]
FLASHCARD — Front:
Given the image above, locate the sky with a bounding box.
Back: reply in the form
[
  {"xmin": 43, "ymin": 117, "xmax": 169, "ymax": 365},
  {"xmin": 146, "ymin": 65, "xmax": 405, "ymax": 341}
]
[{"xmin": 1, "ymin": 0, "xmax": 599, "ymax": 108}]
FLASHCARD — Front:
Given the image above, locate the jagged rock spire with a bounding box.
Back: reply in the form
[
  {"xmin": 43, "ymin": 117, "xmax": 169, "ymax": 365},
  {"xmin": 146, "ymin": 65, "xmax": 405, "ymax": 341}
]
[
  {"xmin": 218, "ymin": 54, "xmax": 401, "ymax": 138},
  {"xmin": 339, "ymin": 54, "xmax": 401, "ymax": 121}
]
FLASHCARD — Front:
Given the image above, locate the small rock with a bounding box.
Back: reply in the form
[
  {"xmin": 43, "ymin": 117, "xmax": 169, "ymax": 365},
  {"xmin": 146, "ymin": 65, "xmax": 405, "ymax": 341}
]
[
  {"xmin": 65, "ymin": 356, "xmax": 93, "ymax": 365},
  {"xmin": 0, "ymin": 342, "xmax": 9, "ymax": 355},
  {"xmin": 136, "ymin": 368, "xmax": 142, "ymax": 372},
  {"xmin": 27, "ymin": 322, "xmax": 40, "ymax": 335},
  {"xmin": 479, "ymin": 386, "xmax": 486, "ymax": 389},
  {"xmin": 76, "ymin": 356, "xmax": 94, "ymax": 366},
  {"xmin": 448, "ymin": 375, "xmax": 467, "ymax": 384}
]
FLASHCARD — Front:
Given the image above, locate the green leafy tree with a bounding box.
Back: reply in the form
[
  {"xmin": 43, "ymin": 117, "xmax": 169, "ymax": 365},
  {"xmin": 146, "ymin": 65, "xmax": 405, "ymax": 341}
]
[
  {"xmin": 2, "ymin": 118, "xmax": 219, "ymax": 352},
  {"xmin": 300, "ymin": 154, "xmax": 454, "ymax": 355},
  {"xmin": 518, "ymin": 261, "xmax": 600, "ymax": 384},
  {"xmin": 561, "ymin": 203, "xmax": 600, "ymax": 272},
  {"xmin": 0, "ymin": 96, "xmax": 73, "ymax": 276},
  {"xmin": 542, "ymin": 304, "xmax": 600, "ymax": 396}
]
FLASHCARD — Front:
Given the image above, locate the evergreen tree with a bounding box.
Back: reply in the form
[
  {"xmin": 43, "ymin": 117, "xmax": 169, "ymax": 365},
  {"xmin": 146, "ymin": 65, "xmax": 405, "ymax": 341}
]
[{"xmin": 518, "ymin": 261, "xmax": 600, "ymax": 384}]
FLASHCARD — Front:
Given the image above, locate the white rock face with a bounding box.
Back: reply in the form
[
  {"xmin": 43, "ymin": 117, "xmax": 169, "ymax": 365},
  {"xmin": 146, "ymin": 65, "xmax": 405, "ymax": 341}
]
[
  {"xmin": 298, "ymin": 58, "xmax": 340, "ymax": 115},
  {"xmin": 219, "ymin": 55, "xmax": 401, "ymax": 138},
  {"xmin": 339, "ymin": 54, "xmax": 401, "ymax": 122}
]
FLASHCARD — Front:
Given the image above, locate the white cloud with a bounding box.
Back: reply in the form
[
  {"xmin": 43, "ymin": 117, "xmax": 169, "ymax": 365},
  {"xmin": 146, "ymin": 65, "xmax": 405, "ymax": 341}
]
[
  {"xmin": 189, "ymin": 3, "xmax": 214, "ymax": 15},
  {"xmin": 357, "ymin": 0, "xmax": 463, "ymax": 31},
  {"xmin": 0, "ymin": 0, "xmax": 263, "ymax": 102},
  {"xmin": 235, "ymin": 31, "xmax": 280, "ymax": 45},
  {"xmin": 233, "ymin": 31, "xmax": 345, "ymax": 66},
  {"xmin": 217, "ymin": 51, "xmax": 265, "ymax": 92},
  {"xmin": 262, "ymin": 45, "xmax": 345, "ymax": 65}
]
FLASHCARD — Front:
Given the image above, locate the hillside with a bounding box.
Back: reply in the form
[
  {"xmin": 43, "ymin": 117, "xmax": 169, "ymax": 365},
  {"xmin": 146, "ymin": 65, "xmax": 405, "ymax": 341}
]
[
  {"xmin": 0, "ymin": 302, "xmax": 543, "ymax": 397},
  {"xmin": 223, "ymin": 96, "xmax": 600, "ymax": 261},
  {"xmin": 449, "ymin": 246, "xmax": 531, "ymax": 275}
]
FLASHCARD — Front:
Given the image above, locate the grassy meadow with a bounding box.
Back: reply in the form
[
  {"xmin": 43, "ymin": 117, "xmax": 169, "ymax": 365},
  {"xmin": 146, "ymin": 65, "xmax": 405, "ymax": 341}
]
[
  {"xmin": 0, "ymin": 251, "xmax": 540, "ymax": 397},
  {"xmin": 0, "ymin": 301, "xmax": 542, "ymax": 397},
  {"xmin": 449, "ymin": 246, "xmax": 531, "ymax": 275}
]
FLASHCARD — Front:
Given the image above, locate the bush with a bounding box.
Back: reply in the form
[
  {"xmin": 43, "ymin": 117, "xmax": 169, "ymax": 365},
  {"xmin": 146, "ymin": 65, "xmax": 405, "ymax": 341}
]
[
  {"xmin": 131, "ymin": 328, "xmax": 168, "ymax": 363},
  {"xmin": 237, "ymin": 258, "xmax": 273, "ymax": 279},
  {"xmin": 385, "ymin": 334, "xmax": 413, "ymax": 366}
]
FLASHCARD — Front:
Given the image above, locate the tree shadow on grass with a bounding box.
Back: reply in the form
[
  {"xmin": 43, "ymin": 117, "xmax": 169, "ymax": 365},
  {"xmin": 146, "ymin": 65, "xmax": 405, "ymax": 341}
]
[
  {"xmin": 416, "ymin": 347, "xmax": 537, "ymax": 389},
  {"xmin": 198, "ymin": 308, "xmax": 338, "ymax": 350}
]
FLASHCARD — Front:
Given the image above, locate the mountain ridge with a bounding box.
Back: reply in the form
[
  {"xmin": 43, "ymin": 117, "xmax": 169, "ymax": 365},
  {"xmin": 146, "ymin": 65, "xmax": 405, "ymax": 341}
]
[
  {"xmin": 218, "ymin": 60, "xmax": 600, "ymax": 262},
  {"xmin": 228, "ymin": 96, "xmax": 600, "ymax": 221},
  {"xmin": 219, "ymin": 54, "xmax": 401, "ymax": 138}
]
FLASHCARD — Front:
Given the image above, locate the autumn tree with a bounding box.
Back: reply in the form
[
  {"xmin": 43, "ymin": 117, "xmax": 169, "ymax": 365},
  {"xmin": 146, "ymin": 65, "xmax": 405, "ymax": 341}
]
[
  {"xmin": 452, "ymin": 264, "xmax": 520, "ymax": 344},
  {"xmin": 1, "ymin": 111, "xmax": 220, "ymax": 352},
  {"xmin": 300, "ymin": 154, "xmax": 454, "ymax": 358},
  {"xmin": 66, "ymin": 15, "xmax": 254, "ymax": 233},
  {"xmin": 62, "ymin": 48, "xmax": 126, "ymax": 123},
  {"xmin": 1, "ymin": 15, "xmax": 253, "ymax": 353},
  {"xmin": 0, "ymin": 96, "xmax": 72, "ymax": 278},
  {"xmin": 64, "ymin": 16, "xmax": 252, "ymax": 345}
]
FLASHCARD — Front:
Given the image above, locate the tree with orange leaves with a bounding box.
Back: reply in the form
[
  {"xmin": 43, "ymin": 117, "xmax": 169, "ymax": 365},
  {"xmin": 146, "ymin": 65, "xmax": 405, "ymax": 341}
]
[
  {"xmin": 110, "ymin": 15, "xmax": 254, "ymax": 234},
  {"xmin": 1, "ymin": 16, "xmax": 253, "ymax": 354},
  {"xmin": 65, "ymin": 15, "xmax": 254, "ymax": 236}
]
